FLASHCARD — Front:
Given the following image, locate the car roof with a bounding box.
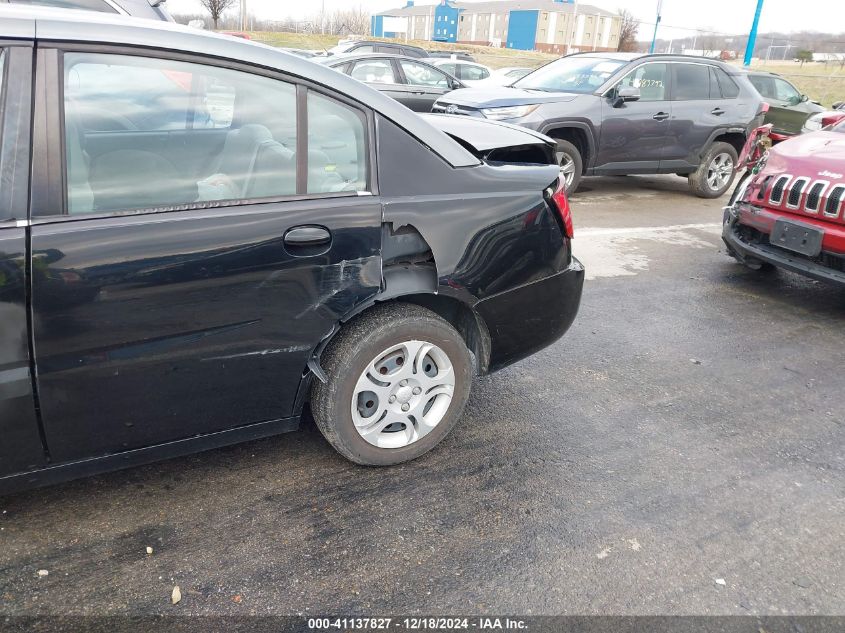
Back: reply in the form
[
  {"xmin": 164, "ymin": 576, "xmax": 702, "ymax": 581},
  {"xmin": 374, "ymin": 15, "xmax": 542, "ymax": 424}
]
[
  {"xmin": 0, "ymin": 5, "xmax": 478, "ymax": 168},
  {"xmin": 324, "ymin": 52, "xmax": 439, "ymax": 66},
  {"xmin": 344, "ymin": 40, "xmax": 424, "ymax": 51},
  {"xmin": 430, "ymin": 58, "xmax": 483, "ymax": 66},
  {"xmin": 741, "ymin": 69, "xmax": 782, "ymax": 77},
  {"xmin": 566, "ymin": 52, "xmax": 643, "ymax": 61}
]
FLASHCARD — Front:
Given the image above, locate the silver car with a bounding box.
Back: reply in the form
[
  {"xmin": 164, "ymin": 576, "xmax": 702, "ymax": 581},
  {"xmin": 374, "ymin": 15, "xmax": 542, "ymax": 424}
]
[{"xmin": 4, "ymin": 0, "xmax": 172, "ymax": 20}]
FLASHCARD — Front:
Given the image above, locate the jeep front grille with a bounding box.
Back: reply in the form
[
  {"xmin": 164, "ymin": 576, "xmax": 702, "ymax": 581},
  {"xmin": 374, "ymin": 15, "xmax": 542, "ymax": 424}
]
[{"xmin": 766, "ymin": 175, "xmax": 845, "ymax": 222}]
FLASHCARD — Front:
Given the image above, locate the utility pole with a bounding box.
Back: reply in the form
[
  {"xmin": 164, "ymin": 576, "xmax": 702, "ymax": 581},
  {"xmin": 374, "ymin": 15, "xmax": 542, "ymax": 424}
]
[
  {"xmin": 649, "ymin": 0, "xmax": 662, "ymax": 54},
  {"xmin": 239, "ymin": 0, "xmax": 246, "ymax": 31},
  {"xmin": 743, "ymin": 0, "xmax": 764, "ymax": 66},
  {"xmin": 569, "ymin": 0, "xmax": 578, "ymax": 54}
]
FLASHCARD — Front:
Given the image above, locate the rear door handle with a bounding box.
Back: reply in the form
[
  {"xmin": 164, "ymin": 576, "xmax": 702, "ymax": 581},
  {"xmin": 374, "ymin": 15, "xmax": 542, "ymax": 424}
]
[
  {"xmin": 711, "ymin": 107, "xmax": 725, "ymax": 116},
  {"xmin": 284, "ymin": 226, "xmax": 331, "ymax": 247},
  {"xmin": 411, "ymin": 90, "xmax": 426, "ymax": 95},
  {"xmin": 653, "ymin": 112, "xmax": 670, "ymax": 122}
]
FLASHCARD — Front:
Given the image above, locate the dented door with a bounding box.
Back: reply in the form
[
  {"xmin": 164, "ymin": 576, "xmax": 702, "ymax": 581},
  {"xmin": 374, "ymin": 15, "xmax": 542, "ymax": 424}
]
[{"xmin": 30, "ymin": 199, "xmax": 382, "ymax": 461}]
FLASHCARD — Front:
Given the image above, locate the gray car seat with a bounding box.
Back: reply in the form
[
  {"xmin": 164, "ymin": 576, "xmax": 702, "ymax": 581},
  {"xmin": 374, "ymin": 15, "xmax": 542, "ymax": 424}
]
[{"xmin": 201, "ymin": 124, "xmax": 295, "ymax": 200}]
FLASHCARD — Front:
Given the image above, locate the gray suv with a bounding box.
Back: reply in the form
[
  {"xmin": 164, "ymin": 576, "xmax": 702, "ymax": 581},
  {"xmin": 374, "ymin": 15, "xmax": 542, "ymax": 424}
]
[{"xmin": 434, "ymin": 53, "xmax": 766, "ymax": 197}]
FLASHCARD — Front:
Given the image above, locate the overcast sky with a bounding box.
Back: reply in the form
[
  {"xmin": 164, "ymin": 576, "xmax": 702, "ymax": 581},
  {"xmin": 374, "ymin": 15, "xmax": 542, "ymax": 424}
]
[{"xmin": 166, "ymin": 0, "xmax": 845, "ymax": 42}]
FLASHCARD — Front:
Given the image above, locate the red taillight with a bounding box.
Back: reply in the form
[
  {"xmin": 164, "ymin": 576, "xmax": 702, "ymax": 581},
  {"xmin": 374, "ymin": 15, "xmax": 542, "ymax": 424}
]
[
  {"xmin": 550, "ymin": 180, "xmax": 574, "ymax": 239},
  {"xmin": 822, "ymin": 113, "xmax": 845, "ymax": 128},
  {"xmin": 761, "ymin": 102, "xmax": 770, "ymax": 114}
]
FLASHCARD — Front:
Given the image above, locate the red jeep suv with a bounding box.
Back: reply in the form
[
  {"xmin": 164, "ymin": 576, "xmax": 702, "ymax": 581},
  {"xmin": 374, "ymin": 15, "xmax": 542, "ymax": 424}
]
[{"xmin": 723, "ymin": 120, "xmax": 845, "ymax": 285}]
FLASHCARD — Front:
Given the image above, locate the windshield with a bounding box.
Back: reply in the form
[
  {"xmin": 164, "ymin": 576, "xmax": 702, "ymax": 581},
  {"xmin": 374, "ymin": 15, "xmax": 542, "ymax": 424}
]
[
  {"xmin": 834, "ymin": 119, "xmax": 845, "ymax": 133},
  {"xmin": 513, "ymin": 56, "xmax": 627, "ymax": 93}
]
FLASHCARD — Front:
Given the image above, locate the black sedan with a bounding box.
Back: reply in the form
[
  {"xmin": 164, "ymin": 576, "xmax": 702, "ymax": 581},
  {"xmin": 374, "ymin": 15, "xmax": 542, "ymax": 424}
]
[
  {"xmin": 320, "ymin": 53, "xmax": 464, "ymax": 112},
  {"xmin": 0, "ymin": 5, "xmax": 583, "ymax": 492}
]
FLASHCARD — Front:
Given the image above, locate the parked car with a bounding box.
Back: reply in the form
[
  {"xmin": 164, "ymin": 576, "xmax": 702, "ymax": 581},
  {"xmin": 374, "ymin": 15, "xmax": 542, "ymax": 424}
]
[
  {"xmin": 427, "ymin": 50, "xmax": 476, "ymax": 62},
  {"xmin": 280, "ymin": 47, "xmax": 317, "ymax": 59},
  {"xmin": 723, "ymin": 121, "xmax": 845, "ymax": 285},
  {"xmin": 428, "ymin": 58, "xmax": 493, "ymax": 86},
  {"xmin": 4, "ymin": 0, "xmax": 173, "ymax": 20},
  {"xmin": 744, "ymin": 71, "xmax": 825, "ymax": 140},
  {"xmin": 481, "ymin": 66, "xmax": 534, "ymax": 87},
  {"xmin": 434, "ymin": 53, "xmax": 766, "ymax": 197},
  {"xmin": 801, "ymin": 101, "xmax": 845, "ymax": 134},
  {"xmin": 320, "ymin": 53, "xmax": 464, "ymax": 112},
  {"xmin": 0, "ymin": 6, "xmax": 584, "ymax": 493},
  {"xmin": 327, "ymin": 39, "xmax": 428, "ymax": 58}
]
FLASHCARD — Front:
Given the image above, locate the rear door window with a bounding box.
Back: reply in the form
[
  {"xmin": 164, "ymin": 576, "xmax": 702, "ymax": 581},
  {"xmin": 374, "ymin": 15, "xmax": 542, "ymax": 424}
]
[
  {"xmin": 460, "ymin": 65, "xmax": 489, "ymax": 81},
  {"xmin": 672, "ymin": 63, "xmax": 710, "ymax": 100},
  {"xmin": 399, "ymin": 60, "xmax": 451, "ymax": 88},
  {"xmin": 307, "ymin": 92, "xmax": 368, "ymax": 194},
  {"xmin": 715, "ymin": 68, "xmax": 740, "ymax": 98},
  {"xmin": 63, "ymin": 52, "xmax": 298, "ymax": 214},
  {"xmin": 350, "ymin": 59, "xmax": 398, "ymax": 84}
]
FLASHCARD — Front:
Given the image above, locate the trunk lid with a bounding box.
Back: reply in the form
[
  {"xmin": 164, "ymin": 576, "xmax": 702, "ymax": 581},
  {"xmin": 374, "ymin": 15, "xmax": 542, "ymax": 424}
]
[{"xmin": 421, "ymin": 114, "xmax": 556, "ymax": 165}]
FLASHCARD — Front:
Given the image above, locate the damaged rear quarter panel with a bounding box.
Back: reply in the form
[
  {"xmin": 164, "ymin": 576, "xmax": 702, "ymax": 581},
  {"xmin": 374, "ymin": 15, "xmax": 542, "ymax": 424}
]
[{"xmin": 376, "ymin": 115, "xmax": 565, "ymax": 303}]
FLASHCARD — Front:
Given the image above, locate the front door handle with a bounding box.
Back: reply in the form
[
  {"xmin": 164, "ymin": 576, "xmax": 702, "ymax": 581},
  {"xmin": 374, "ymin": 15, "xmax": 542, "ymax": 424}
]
[
  {"xmin": 653, "ymin": 112, "xmax": 670, "ymax": 122},
  {"xmin": 284, "ymin": 226, "xmax": 331, "ymax": 247},
  {"xmin": 711, "ymin": 107, "xmax": 725, "ymax": 116},
  {"xmin": 411, "ymin": 90, "xmax": 426, "ymax": 95}
]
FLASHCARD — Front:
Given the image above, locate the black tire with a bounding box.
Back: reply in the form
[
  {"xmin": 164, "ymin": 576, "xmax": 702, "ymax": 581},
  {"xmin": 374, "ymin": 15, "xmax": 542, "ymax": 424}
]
[
  {"xmin": 554, "ymin": 139, "xmax": 583, "ymax": 194},
  {"xmin": 311, "ymin": 302, "xmax": 473, "ymax": 466},
  {"xmin": 688, "ymin": 141, "xmax": 739, "ymax": 198}
]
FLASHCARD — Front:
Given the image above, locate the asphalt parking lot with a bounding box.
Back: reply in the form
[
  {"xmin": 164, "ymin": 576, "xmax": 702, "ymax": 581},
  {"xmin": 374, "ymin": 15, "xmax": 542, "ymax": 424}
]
[{"xmin": 1, "ymin": 174, "xmax": 843, "ymax": 616}]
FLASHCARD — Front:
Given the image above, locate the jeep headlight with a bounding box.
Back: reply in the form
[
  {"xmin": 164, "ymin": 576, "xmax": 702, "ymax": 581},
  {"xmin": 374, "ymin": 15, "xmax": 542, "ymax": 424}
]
[{"xmin": 480, "ymin": 104, "xmax": 540, "ymax": 121}]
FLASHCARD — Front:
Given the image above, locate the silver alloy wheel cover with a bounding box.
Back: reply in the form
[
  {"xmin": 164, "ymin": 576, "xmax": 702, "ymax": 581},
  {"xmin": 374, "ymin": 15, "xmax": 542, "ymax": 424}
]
[
  {"xmin": 706, "ymin": 152, "xmax": 734, "ymax": 191},
  {"xmin": 351, "ymin": 340, "xmax": 455, "ymax": 449},
  {"xmin": 557, "ymin": 150, "xmax": 576, "ymax": 189}
]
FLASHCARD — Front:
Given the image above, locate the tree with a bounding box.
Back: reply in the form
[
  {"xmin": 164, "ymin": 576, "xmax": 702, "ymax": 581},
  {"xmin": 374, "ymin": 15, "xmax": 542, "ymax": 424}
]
[
  {"xmin": 199, "ymin": 0, "xmax": 237, "ymax": 30},
  {"xmin": 796, "ymin": 49, "xmax": 813, "ymax": 66},
  {"xmin": 617, "ymin": 9, "xmax": 639, "ymax": 53}
]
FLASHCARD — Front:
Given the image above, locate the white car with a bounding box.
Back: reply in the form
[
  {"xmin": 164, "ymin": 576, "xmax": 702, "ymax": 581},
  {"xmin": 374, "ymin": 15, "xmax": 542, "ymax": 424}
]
[{"xmin": 428, "ymin": 58, "xmax": 493, "ymax": 87}]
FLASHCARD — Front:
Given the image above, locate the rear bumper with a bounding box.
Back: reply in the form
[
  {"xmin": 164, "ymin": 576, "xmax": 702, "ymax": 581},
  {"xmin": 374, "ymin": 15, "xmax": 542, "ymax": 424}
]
[
  {"xmin": 722, "ymin": 206, "xmax": 845, "ymax": 286},
  {"xmin": 475, "ymin": 257, "xmax": 584, "ymax": 373}
]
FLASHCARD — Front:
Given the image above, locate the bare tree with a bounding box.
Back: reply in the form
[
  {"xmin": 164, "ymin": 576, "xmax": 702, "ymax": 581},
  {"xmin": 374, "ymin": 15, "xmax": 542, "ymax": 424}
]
[
  {"xmin": 199, "ymin": 0, "xmax": 237, "ymax": 30},
  {"xmin": 617, "ymin": 9, "xmax": 639, "ymax": 52},
  {"xmin": 312, "ymin": 7, "xmax": 370, "ymax": 37}
]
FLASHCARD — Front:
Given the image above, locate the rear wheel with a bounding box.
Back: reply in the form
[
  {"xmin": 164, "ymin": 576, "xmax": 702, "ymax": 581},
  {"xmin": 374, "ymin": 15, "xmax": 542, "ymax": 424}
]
[
  {"xmin": 689, "ymin": 142, "xmax": 738, "ymax": 198},
  {"xmin": 555, "ymin": 139, "xmax": 583, "ymax": 194},
  {"xmin": 311, "ymin": 303, "xmax": 473, "ymax": 466}
]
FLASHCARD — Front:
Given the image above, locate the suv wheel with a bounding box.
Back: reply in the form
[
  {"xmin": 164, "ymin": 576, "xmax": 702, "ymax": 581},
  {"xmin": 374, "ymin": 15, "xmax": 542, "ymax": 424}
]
[
  {"xmin": 555, "ymin": 140, "xmax": 583, "ymax": 194},
  {"xmin": 311, "ymin": 303, "xmax": 473, "ymax": 466},
  {"xmin": 689, "ymin": 142, "xmax": 738, "ymax": 198}
]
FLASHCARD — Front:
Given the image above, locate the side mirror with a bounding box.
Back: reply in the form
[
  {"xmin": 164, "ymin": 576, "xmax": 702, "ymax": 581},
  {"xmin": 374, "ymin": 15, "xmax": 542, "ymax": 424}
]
[
  {"xmin": 613, "ymin": 86, "xmax": 641, "ymax": 107},
  {"xmin": 801, "ymin": 94, "xmax": 810, "ymax": 103}
]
